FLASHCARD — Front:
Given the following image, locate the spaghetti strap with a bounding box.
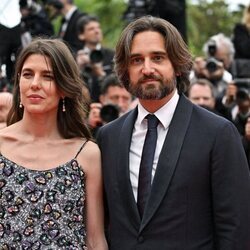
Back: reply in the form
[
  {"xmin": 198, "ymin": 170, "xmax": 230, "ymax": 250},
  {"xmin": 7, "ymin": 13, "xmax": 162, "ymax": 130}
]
[{"xmin": 74, "ymin": 140, "xmax": 88, "ymax": 159}]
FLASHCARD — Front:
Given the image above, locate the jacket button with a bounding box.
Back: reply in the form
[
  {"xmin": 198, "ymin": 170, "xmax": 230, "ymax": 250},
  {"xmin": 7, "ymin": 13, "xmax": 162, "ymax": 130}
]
[{"xmin": 138, "ymin": 236, "xmax": 144, "ymax": 243}]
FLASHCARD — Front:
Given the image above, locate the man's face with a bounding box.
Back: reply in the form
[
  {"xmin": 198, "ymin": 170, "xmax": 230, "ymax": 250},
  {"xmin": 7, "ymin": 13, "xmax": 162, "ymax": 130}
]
[
  {"xmin": 238, "ymin": 99, "xmax": 250, "ymax": 116},
  {"xmin": 80, "ymin": 21, "xmax": 103, "ymax": 45},
  {"xmin": 101, "ymin": 86, "xmax": 132, "ymax": 114},
  {"xmin": 189, "ymin": 84, "xmax": 215, "ymax": 109},
  {"xmin": 127, "ymin": 31, "xmax": 176, "ymax": 100},
  {"xmin": 215, "ymin": 46, "xmax": 231, "ymax": 70}
]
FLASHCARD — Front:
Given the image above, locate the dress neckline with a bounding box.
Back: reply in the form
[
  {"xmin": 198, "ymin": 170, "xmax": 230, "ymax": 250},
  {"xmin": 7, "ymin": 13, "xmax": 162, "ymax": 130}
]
[{"xmin": 0, "ymin": 154, "xmax": 81, "ymax": 173}]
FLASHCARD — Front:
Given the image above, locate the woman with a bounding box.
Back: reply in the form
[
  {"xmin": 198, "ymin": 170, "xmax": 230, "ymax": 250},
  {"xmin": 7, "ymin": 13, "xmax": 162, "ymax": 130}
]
[{"xmin": 0, "ymin": 38, "xmax": 108, "ymax": 249}]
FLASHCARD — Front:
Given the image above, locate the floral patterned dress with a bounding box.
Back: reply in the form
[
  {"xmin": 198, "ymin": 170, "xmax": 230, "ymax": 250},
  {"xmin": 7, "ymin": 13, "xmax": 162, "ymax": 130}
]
[{"xmin": 0, "ymin": 142, "xmax": 88, "ymax": 250}]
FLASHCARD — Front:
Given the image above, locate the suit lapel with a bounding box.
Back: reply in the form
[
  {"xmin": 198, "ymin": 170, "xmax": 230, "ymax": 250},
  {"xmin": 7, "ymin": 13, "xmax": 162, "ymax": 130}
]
[
  {"xmin": 117, "ymin": 108, "xmax": 141, "ymax": 226},
  {"xmin": 139, "ymin": 95, "xmax": 193, "ymax": 232}
]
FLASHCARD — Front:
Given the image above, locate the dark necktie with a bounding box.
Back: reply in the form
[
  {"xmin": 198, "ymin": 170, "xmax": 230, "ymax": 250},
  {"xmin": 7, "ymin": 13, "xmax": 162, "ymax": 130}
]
[
  {"xmin": 137, "ymin": 114, "xmax": 159, "ymax": 217},
  {"xmin": 59, "ymin": 17, "xmax": 67, "ymax": 38}
]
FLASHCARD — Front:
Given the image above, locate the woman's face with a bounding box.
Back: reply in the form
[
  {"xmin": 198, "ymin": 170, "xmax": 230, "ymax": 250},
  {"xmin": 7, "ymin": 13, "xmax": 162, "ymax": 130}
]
[{"xmin": 19, "ymin": 53, "xmax": 62, "ymax": 115}]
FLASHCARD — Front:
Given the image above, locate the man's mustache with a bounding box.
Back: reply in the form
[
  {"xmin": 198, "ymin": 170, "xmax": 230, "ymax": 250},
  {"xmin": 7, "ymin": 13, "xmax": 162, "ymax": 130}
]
[{"xmin": 138, "ymin": 74, "xmax": 162, "ymax": 84}]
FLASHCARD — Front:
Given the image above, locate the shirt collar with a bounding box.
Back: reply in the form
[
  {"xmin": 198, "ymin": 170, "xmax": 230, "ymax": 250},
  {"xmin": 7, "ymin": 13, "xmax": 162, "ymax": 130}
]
[
  {"xmin": 137, "ymin": 89, "xmax": 179, "ymax": 129},
  {"xmin": 65, "ymin": 6, "xmax": 77, "ymax": 21},
  {"xmin": 83, "ymin": 43, "xmax": 102, "ymax": 53}
]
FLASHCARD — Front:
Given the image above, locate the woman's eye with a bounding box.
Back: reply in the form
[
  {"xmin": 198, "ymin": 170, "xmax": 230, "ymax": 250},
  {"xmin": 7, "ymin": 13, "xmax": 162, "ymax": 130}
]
[
  {"xmin": 22, "ymin": 72, "xmax": 32, "ymax": 79},
  {"xmin": 44, "ymin": 75, "xmax": 54, "ymax": 81}
]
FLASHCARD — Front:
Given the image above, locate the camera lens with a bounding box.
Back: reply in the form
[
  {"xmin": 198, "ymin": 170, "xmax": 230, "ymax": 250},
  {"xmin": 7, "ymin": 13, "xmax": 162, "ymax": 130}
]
[
  {"xmin": 100, "ymin": 104, "xmax": 120, "ymax": 123},
  {"xmin": 206, "ymin": 57, "xmax": 218, "ymax": 73},
  {"xmin": 90, "ymin": 50, "xmax": 103, "ymax": 64},
  {"xmin": 207, "ymin": 40, "xmax": 217, "ymax": 57}
]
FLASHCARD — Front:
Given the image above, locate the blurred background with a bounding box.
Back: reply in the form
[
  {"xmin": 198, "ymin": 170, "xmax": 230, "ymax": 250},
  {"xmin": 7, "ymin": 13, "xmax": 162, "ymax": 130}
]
[{"xmin": 61, "ymin": 0, "xmax": 249, "ymax": 57}]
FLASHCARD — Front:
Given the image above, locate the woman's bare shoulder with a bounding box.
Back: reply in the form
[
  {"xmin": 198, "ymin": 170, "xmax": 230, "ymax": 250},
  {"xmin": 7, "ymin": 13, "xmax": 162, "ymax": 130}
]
[
  {"xmin": 76, "ymin": 139, "xmax": 101, "ymax": 172},
  {"xmin": 79, "ymin": 140, "xmax": 100, "ymax": 158},
  {"xmin": 0, "ymin": 124, "xmax": 20, "ymax": 139}
]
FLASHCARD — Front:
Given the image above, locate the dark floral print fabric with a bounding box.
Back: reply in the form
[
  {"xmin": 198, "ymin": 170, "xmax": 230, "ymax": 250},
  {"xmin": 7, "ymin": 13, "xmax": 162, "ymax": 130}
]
[{"xmin": 0, "ymin": 155, "xmax": 87, "ymax": 250}]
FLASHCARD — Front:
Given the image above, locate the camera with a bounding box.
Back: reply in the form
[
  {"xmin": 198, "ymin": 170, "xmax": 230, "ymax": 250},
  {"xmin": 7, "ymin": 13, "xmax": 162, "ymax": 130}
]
[
  {"xmin": 100, "ymin": 104, "xmax": 120, "ymax": 124},
  {"xmin": 45, "ymin": 0, "xmax": 63, "ymax": 10},
  {"xmin": 123, "ymin": 0, "xmax": 153, "ymax": 23},
  {"xmin": 90, "ymin": 50, "xmax": 103, "ymax": 64},
  {"xmin": 234, "ymin": 78, "xmax": 250, "ymax": 90},
  {"xmin": 205, "ymin": 40, "xmax": 221, "ymax": 73}
]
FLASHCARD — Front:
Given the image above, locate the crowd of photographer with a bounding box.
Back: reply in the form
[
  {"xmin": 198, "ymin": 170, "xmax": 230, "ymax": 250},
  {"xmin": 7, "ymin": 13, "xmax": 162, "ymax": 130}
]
[{"xmin": 189, "ymin": 4, "xmax": 250, "ymax": 165}]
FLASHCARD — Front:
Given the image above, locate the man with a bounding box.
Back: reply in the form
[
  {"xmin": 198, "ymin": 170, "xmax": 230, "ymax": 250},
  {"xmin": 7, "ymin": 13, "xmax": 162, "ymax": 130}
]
[
  {"xmin": 97, "ymin": 16, "xmax": 250, "ymax": 250},
  {"xmin": 188, "ymin": 79, "xmax": 216, "ymax": 110},
  {"xmin": 88, "ymin": 73, "xmax": 133, "ymax": 137},
  {"xmin": 57, "ymin": 0, "xmax": 86, "ymax": 52},
  {"xmin": 76, "ymin": 15, "xmax": 115, "ymax": 102},
  {"xmin": 188, "ymin": 78, "xmax": 232, "ymax": 119},
  {"xmin": 19, "ymin": 0, "xmax": 54, "ymax": 47},
  {"xmin": 190, "ymin": 34, "xmax": 235, "ymax": 99},
  {"xmin": 151, "ymin": 0, "xmax": 187, "ymax": 42},
  {"xmin": 203, "ymin": 33, "xmax": 235, "ymax": 73}
]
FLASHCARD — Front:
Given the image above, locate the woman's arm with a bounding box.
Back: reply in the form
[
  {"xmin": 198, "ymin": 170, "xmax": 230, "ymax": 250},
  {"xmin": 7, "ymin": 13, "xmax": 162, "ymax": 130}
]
[{"xmin": 79, "ymin": 140, "xmax": 108, "ymax": 250}]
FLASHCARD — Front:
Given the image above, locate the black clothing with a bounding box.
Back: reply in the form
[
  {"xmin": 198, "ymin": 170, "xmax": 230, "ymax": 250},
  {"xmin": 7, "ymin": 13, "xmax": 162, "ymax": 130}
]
[
  {"xmin": 232, "ymin": 23, "xmax": 250, "ymax": 59},
  {"xmin": 21, "ymin": 9, "xmax": 54, "ymax": 38},
  {"xmin": 58, "ymin": 9, "xmax": 86, "ymax": 53},
  {"xmin": 82, "ymin": 47, "xmax": 114, "ymax": 102},
  {"xmin": 0, "ymin": 24, "xmax": 22, "ymax": 83}
]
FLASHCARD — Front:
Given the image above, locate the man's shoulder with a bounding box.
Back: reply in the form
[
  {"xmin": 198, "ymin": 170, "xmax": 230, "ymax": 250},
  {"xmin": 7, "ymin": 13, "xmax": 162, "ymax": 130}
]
[
  {"xmin": 191, "ymin": 102, "xmax": 233, "ymax": 129},
  {"xmin": 70, "ymin": 8, "xmax": 87, "ymax": 21},
  {"xmin": 100, "ymin": 110, "xmax": 133, "ymax": 131}
]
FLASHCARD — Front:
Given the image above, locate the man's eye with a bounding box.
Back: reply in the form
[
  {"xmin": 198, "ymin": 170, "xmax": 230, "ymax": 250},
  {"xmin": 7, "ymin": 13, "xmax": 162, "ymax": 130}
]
[
  {"xmin": 130, "ymin": 57, "xmax": 143, "ymax": 65},
  {"xmin": 152, "ymin": 55, "xmax": 164, "ymax": 62}
]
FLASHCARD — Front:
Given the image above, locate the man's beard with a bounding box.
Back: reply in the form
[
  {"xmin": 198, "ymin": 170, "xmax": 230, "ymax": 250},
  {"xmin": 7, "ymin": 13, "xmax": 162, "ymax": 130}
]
[{"xmin": 127, "ymin": 74, "xmax": 177, "ymax": 100}]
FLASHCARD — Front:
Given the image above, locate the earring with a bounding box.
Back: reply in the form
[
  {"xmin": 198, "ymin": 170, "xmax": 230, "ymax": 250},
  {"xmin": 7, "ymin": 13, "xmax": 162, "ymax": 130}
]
[
  {"xmin": 19, "ymin": 102, "xmax": 23, "ymax": 108},
  {"xmin": 62, "ymin": 98, "xmax": 66, "ymax": 112}
]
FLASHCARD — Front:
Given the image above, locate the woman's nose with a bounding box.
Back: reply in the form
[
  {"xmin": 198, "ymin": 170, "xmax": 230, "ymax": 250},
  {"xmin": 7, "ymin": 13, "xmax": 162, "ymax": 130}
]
[{"xmin": 30, "ymin": 76, "xmax": 42, "ymax": 89}]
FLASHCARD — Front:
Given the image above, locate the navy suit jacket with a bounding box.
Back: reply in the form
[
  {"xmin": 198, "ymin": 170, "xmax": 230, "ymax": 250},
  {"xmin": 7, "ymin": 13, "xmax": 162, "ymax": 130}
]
[{"xmin": 97, "ymin": 94, "xmax": 250, "ymax": 250}]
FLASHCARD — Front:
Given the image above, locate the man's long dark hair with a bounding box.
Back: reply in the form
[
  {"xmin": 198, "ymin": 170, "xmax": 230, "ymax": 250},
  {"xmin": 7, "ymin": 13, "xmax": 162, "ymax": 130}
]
[{"xmin": 114, "ymin": 15, "xmax": 193, "ymax": 93}]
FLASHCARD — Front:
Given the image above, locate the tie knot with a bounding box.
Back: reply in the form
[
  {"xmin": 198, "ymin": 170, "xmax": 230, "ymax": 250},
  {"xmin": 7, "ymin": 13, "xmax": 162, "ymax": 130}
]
[
  {"xmin": 61, "ymin": 17, "xmax": 67, "ymax": 24},
  {"xmin": 146, "ymin": 114, "xmax": 159, "ymax": 129}
]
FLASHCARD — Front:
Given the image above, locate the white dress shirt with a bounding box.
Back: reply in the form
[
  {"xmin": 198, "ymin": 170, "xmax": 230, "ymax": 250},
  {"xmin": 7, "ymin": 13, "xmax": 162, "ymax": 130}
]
[
  {"xmin": 129, "ymin": 90, "xmax": 179, "ymax": 201},
  {"xmin": 0, "ymin": 0, "xmax": 21, "ymax": 28}
]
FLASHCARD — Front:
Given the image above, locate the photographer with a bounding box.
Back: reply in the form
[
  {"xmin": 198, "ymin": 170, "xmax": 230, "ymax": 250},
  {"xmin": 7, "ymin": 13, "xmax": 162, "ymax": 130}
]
[
  {"xmin": 204, "ymin": 33, "xmax": 235, "ymax": 72},
  {"xmin": 231, "ymin": 88, "xmax": 250, "ymax": 135},
  {"xmin": 0, "ymin": 0, "xmax": 22, "ymax": 83},
  {"xmin": 231, "ymin": 5, "xmax": 250, "ymax": 84},
  {"xmin": 88, "ymin": 74, "xmax": 133, "ymax": 138},
  {"xmin": 232, "ymin": 4, "xmax": 250, "ymax": 60},
  {"xmin": 190, "ymin": 56, "xmax": 229, "ymax": 97},
  {"xmin": 243, "ymin": 117, "xmax": 250, "ymax": 167},
  {"xmin": 230, "ymin": 88, "xmax": 250, "ymax": 167},
  {"xmin": 191, "ymin": 33, "xmax": 235, "ymax": 92},
  {"xmin": 19, "ymin": 0, "xmax": 54, "ymax": 47},
  {"xmin": 55, "ymin": 0, "xmax": 87, "ymax": 52},
  {"xmin": 76, "ymin": 15, "xmax": 115, "ymax": 102}
]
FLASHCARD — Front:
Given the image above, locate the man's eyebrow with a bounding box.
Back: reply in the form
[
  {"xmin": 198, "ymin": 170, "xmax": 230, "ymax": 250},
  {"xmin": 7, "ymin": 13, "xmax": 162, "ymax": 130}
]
[{"xmin": 130, "ymin": 51, "xmax": 167, "ymax": 57}]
